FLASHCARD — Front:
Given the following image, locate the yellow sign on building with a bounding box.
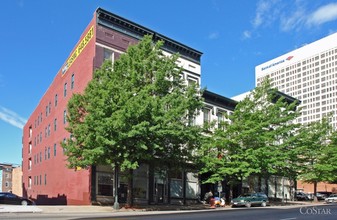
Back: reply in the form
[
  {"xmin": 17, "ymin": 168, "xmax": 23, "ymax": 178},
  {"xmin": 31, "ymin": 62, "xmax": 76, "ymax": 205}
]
[{"xmin": 62, "ymin": 26, "xmax": 94, "ymax": 75}]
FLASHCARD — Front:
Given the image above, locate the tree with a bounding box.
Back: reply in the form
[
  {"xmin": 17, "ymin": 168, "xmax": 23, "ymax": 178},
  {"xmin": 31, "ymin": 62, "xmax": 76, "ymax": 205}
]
[
  {"xmin": 62, "ymin": 35, "xmax": 204, "ymax": 207},
  {"xmin": 320, "ymin": 130, "xmax": 337, "ymax": 183},
  {"xmin": 199, "ymin": 78, "xmax": 301, "ymax": 196},
  {"xmin": 295, "ymin": 116, "xmax": 334, "ymax": 199}
]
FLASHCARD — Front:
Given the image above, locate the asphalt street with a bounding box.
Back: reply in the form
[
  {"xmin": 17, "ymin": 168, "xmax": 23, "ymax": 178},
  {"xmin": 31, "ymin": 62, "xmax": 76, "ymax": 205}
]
[{"xmin": 0, "ymin": 204, "xmax": 336, "ymax": 220}]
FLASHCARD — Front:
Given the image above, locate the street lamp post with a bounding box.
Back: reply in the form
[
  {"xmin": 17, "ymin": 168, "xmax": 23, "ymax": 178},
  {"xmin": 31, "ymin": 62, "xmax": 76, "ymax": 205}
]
[{"xmin": 114, "ymin": 165, "xmax": 119, "ymax": 210}]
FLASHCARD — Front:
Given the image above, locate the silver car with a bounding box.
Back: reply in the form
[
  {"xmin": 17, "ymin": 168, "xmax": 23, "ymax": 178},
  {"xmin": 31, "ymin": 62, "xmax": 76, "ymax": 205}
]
[{"xmin": 325, "ymin": 194, "xmax": 337, "ymax": 203}]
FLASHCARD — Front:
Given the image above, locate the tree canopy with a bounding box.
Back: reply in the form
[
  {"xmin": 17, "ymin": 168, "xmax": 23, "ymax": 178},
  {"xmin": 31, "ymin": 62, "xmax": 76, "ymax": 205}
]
[
  {"xmin": 62, "ymin": 35, "xmax": 204, "ymax": 171},
  {"xmin": 199, "ymin": 79, "xmax": 301, "ymax": 188}
]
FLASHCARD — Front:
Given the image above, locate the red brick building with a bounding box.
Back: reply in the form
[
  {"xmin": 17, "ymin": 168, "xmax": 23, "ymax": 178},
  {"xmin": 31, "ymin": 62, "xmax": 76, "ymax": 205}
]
[{"xmin": 22, "ymin": 8, "xmax": 202, "ymax": 205}]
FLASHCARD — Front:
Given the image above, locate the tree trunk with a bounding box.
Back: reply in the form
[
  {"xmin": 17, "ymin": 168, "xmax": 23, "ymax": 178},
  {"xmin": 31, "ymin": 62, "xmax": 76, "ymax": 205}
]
[
  {"xmin": 167, "ymin": 172, "xmax": 171, "ymax": 204},
  {"xmin": 183, "ymin": 170, "xmax": 186, "ymax": 205},
  {"xmin": 264, "ymin": 175, "xmax": 269, "ymax": 196},
  {"xmin": 258, "ymin": 175, "xmax": 262, "ymax": 192},
  {"xmin": 274, "ymin": 176, "xmax": 277, "ymax": 200},
  {"xmin": 126, "ymin": 169, "xmax": 134, "ymax": 207},
  {"xmin": 313, "ymin": 181, "xmax": 318, "ymax": 202},
  {"xmin": 113, "ymin": 165, "xmax": 119, "ymax": 209},
  {"xmin": 148, "ymin": 165, "xmax": 154, "ymax": 205}
]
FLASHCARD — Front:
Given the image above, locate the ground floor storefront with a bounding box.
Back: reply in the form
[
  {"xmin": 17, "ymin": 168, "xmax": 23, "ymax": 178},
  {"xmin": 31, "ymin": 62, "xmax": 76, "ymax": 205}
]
[{"xmin": 91, "ymin": 164, "xmax": 201, "ymax": 205}]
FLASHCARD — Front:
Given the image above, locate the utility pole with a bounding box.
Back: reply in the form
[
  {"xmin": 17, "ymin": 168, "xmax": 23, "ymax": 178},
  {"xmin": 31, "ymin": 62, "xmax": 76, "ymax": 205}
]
[{"xmin": 114, "ymin": 165, "xmax": 119, "ymax": 210}]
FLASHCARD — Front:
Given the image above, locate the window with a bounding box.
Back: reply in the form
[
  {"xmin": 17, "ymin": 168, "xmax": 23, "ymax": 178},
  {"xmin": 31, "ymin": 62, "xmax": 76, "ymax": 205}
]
[
  {"xmin": 49, "ymin": 102, "xmax": 51, "ymax": 114},
  {"xmin": 29, "ymin": 126, "xmax": 32, "ymax": 138},
  {"xmin": 63, "ymin": 110, "xmax": 67, "ymax": 124},
  {"xmin": 170, "ymin": 170, "xmax": 183, "ymax": 198},
  {"xmin": 48, "ymin": 147, "xmax": 50, "ymax": 159},
  {"xmin": 217, "ymin": 111, "xmax": 225, "ymax": 129},
  {"xmin": 46, "ymin": 106, "xmax": 48, "ymax": 117},
  {"xmin": 29, "ymin": 142, "xmax": 32, "ymax": 154},
  {"xmin": 63, "ymin": 138, "xmax": 66, "ymax": 153},
  {"xmin": 71, "ymin": 74, "xmax": 75, "ymax": 89},
  {"xmin": 187, "ymin": 76, "xmax": 198, "ymax": 86},
  {"xmin": 104, "ymin": 48, "xmax": 113, "ymax": 61},
  {"xmin": 28, "ymin": 176, "xmax": 32, "ymax": 188},
  {"xmin": 28, "ymin": 158, "xmax": 32, "ymax": 170},
  {"xmin": 54, "ymin": 118, "xmax": 57, "ymax": 131},
  {"xmin": 55, "ymin": 94, "xmax": 58, "ymax": 107},
  {"xmin": 97, "ymin": 172, "xmax": 113, "ymax": 196},
  {"xmin": 64, "ymin": 82, "xmax": 67, "ymax": 97},
  {"xmin": 48, "ymin": 124, "xmax": 50, "ymax": 136},
  {"xmin": 45, "ymin": 174, "xmax": 47, "ymax": 185},
  {"xmin": 54, "ymin": 143, "xmax": 57, "ymax": 156},
  {"xmin": 203, "ymin": 108, "xmax": 211, "ymax": 124}
]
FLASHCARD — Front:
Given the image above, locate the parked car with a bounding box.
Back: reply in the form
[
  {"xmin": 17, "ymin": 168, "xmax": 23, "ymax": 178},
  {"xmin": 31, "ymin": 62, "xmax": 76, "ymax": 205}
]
[
  {"xmin": 317, "ymin": 191, "xmax": 332, "ymax": 198},
  {"xmin": 315, "ymin": 192, "xmax": 327, "ymax": 200},
  {"xmin": 231, "ymin": 192, "xmax": 269, "ymax": 208},
  {"xmin": 325, "ymin": 194, "xmax": 337, "ymax": 203},
  {"xmin": 306, "ymin": 192, "xmax": 326, "ymax": 200},
  {"xmin": 0, "ymin": 192, "xmax": 35, "ymax": 205},
  {"xmin": 295, "ymin": 192, "xmax": 310, "ymax": 201}
]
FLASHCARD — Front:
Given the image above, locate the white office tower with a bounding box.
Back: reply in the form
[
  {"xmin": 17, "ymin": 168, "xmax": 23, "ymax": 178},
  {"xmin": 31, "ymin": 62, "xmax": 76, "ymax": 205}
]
[{"xmin": 256, "ymin": 33, "xmax": 337, "ymax": 127}]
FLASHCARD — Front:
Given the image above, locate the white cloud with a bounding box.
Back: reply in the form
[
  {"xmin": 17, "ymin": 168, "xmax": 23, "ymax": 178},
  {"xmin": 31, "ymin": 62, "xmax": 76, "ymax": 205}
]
[
  {"xmin": 208, "ymin": 31, "xmax": 220, "ymax": 40},
  {"xmin": 252, "ymin": 0, "xmax": 271, "ymax": 27},
  {"xmin": 0, "ymin": 106, "xmax": 27, "ymax": 129},
  {"xmin": 252, "ymin": 0, "xmax": 281, "ymax": 28},
  {"xmin": 248, "ymin": 1, "xmax": 337, "ymax": 34},
  {"xmin": 306, "ymin": 3, "xmax": 337, "ymax": 26},
  {"xmin": 243, "ymin": 0, "xmax": 282, "ymax": 39},
  {"xmin": 280, "ymin": 8, "xmax": 306, "ymax": 32},
  {"xmin": 242, "ymin": 30, "xmax": 252, "ymax": 39}
]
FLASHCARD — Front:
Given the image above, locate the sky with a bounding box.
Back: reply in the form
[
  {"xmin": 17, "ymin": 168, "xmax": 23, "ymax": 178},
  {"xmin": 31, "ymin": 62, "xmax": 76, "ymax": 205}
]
[{"xmin": 1, "ymin": 0, "xmax": 337, "ymax": 165}]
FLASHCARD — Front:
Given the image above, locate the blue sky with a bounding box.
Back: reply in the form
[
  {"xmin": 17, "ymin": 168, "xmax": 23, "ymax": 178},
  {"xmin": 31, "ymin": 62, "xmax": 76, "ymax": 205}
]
[{"xmin": 1, "ymin": 0, "xmax": 337, "ymax": 165}]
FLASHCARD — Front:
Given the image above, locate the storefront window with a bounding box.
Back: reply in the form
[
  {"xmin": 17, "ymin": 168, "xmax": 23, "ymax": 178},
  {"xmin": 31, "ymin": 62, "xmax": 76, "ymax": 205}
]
[
  {"xmin": 170, "ymin": 170, "xmax": 183, "ymax": 198},
  {"xmin": 133, "ymin": 164, "xmax": 148, "ymax": 199},
  {"xmin": 97, "ymin": 172, "xmax": 113, "ymax": 196}
]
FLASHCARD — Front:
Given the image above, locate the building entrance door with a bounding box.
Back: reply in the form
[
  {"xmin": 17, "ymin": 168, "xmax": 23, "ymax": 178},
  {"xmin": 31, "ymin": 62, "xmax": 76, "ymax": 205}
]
[{"xmin": 157, "ymin": 184, "xmax": 164, "ymax": 203}]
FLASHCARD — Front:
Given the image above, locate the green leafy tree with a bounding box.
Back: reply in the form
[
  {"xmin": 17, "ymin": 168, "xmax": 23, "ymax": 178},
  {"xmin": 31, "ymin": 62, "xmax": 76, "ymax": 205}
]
[
  {"xmin": 199, "ymin": 78, "xmax": 301, "ymax": 196},
  {"xmin": 62, "ymin": 35, "xmax": 204, "ymax": 206},
  {"xmin": 295, "ymin": 116, "xmax": 333, "ymax": 198},
  {"xmin": 320, "ymin": 131, "xmax": 337, "ymax": 183}
]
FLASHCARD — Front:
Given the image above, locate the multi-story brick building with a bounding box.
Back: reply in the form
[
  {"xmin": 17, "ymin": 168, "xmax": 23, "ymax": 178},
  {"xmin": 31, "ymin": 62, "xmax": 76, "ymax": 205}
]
[
  {"xmin": 0, "ymin": 163, "xmax": 13, "ymax": 192},
  {"xmin": 22, "ymin": 8, "xmax": 239, "ymax": 205},
  {"xmin": 11, "ymin": 166, "xmax": 23, "ymax": 196}
]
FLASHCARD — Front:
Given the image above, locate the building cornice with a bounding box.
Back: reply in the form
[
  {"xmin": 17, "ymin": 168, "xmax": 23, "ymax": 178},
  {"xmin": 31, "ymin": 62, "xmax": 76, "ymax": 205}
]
[
  {"xmin": 203, "ymin": 90, "xmax": 238, "ymax": 111},
  {"xmin": 96, "ymin": 7, "xmax": 202, "ymax": 64}
]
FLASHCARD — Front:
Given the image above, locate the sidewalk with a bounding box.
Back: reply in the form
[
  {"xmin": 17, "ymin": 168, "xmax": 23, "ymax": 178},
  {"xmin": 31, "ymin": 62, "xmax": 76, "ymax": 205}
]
[{"xmin": 0, "ymin": 203, "xmax": 211, "ymax": 213}]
